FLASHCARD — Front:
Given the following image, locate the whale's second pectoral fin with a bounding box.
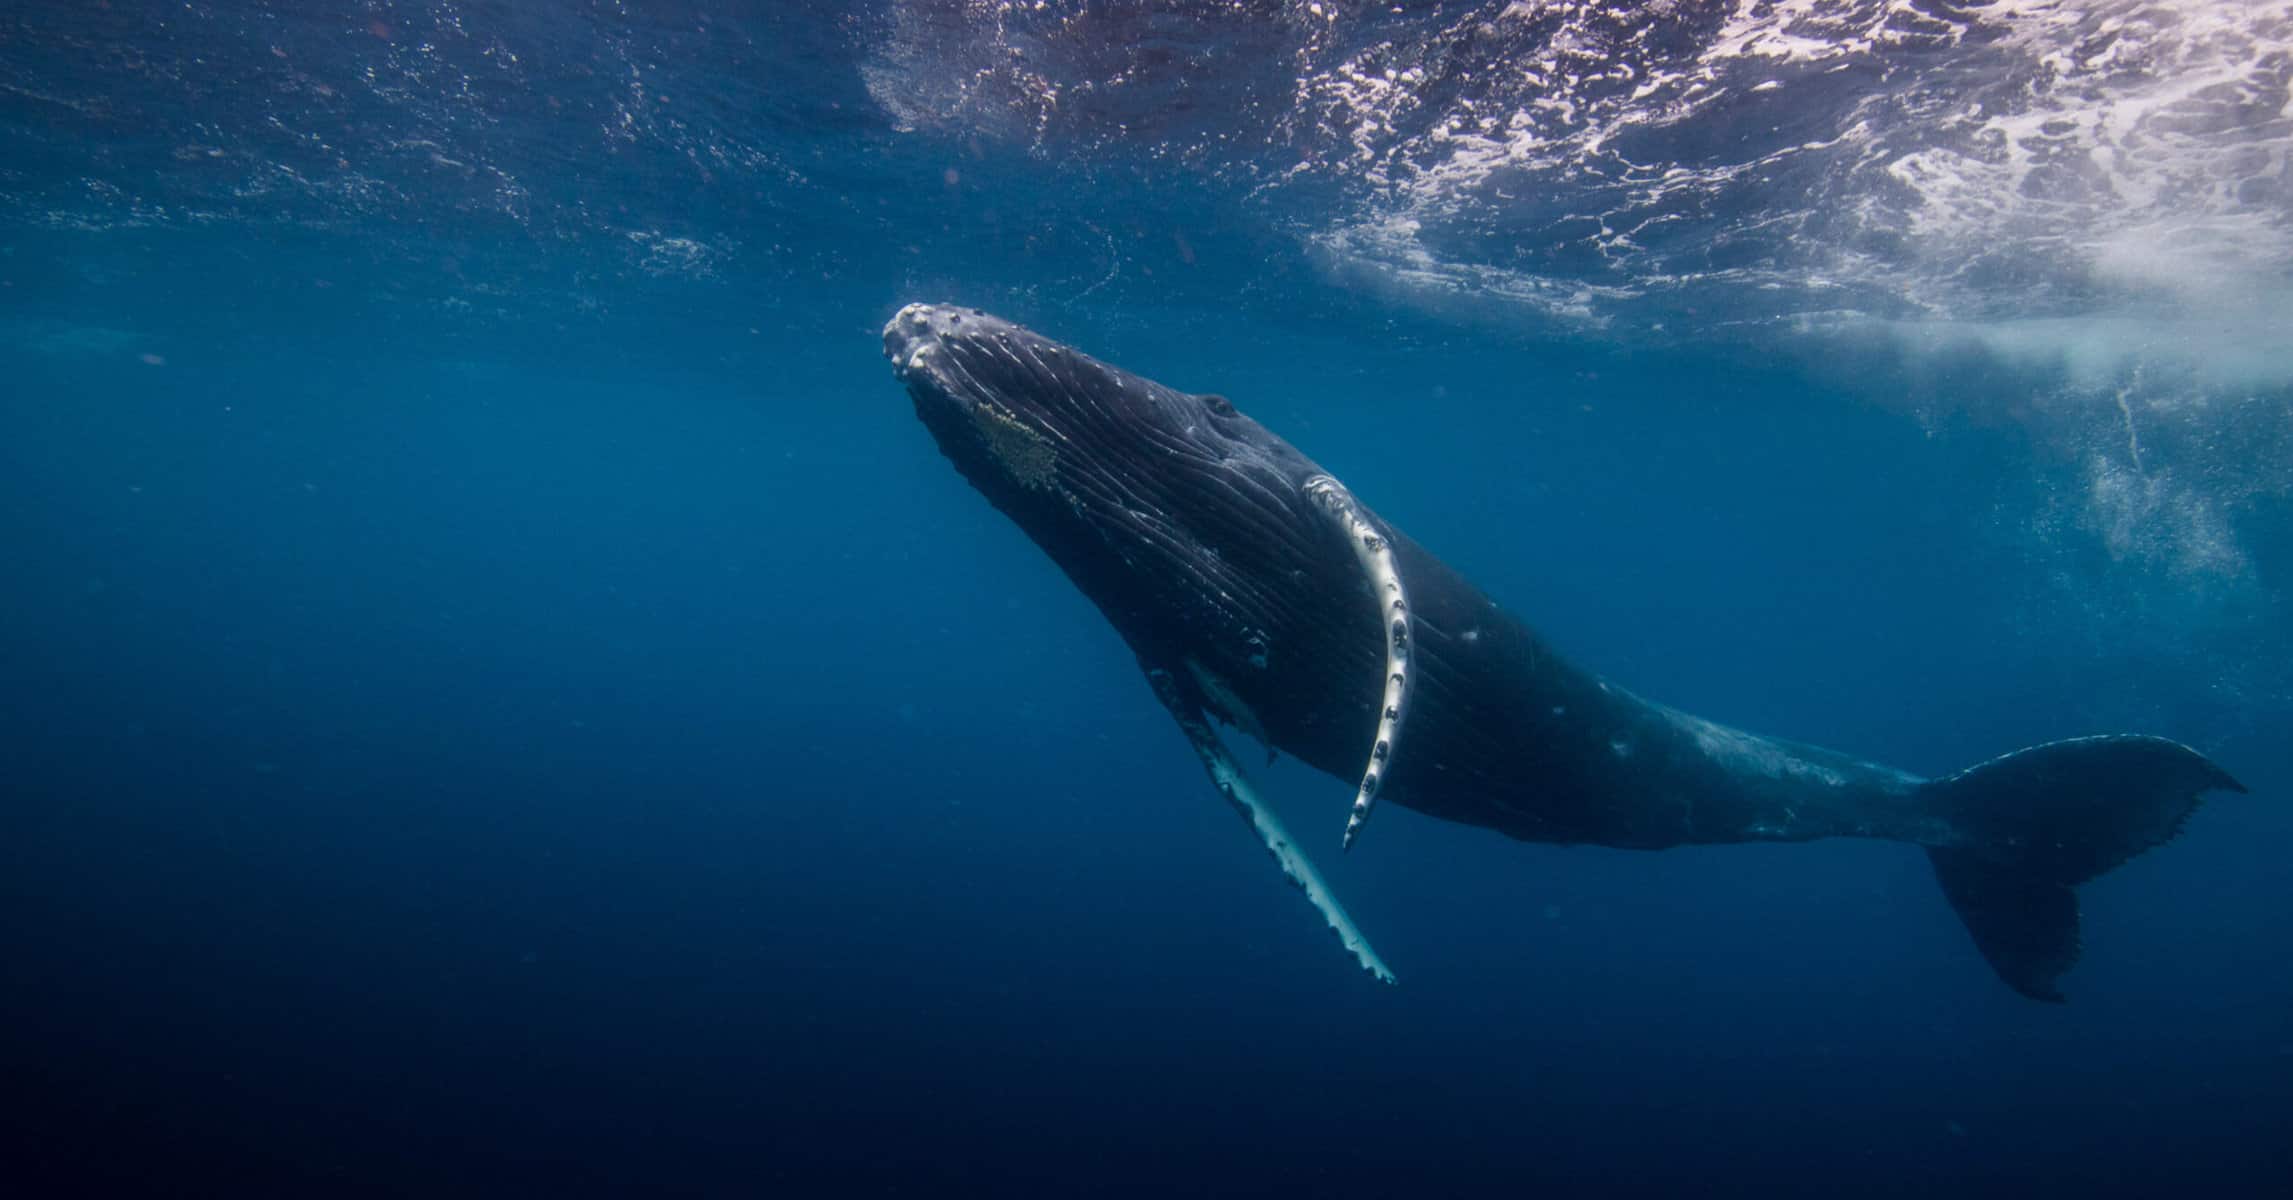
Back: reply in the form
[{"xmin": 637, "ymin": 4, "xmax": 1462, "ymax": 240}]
[
  {"xmin": 1303, "ymin": 474, "xmax": 1413, "ymax": 851},
  {"xmin": 1146, "ymin": 665, "xmax": 1396, "ymax": 985}
]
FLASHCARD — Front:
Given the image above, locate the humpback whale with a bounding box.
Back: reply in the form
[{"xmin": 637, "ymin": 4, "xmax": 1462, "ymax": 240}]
[{"xmin": 881, "ymin": 302, "xmax": 2248, "ymax": 1001}]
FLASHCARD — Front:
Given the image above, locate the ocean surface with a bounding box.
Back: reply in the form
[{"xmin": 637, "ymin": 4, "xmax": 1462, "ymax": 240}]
[{"xmin": 4, "ymin": 2, "xmax": 2290, "ymax": 1194}]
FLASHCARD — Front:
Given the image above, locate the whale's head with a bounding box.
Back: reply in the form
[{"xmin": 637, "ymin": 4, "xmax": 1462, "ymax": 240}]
[{"xmin": 882, "ymin": 302, "xmax": 1340, "ymax": 662}]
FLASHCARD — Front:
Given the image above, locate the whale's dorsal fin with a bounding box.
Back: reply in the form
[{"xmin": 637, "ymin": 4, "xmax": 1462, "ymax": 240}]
[
  {"xmin": 1146, "ymin": 665, "xmax": 1396, "ymax": 984},
  {"xmin": 1303, "ymin": 474, "xmax": 1414, "ymax": 851}
]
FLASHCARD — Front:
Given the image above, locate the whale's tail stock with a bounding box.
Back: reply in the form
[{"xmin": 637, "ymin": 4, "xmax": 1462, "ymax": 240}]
[{"xmin": 1918, "ymin": 735, "xmax": 2248, "ymax": 1001}]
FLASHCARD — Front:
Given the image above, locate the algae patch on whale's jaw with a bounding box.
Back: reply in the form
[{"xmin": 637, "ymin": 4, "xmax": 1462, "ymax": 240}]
[{"xmin": 969, "ymin": 400, "xmax": 1060, "ymax": 492}]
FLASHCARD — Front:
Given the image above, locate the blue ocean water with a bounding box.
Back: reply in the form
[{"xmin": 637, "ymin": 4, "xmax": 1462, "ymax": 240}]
[{"xmin": 4, "ymin": 2, "xmax": 2290, "ymax": 1195}]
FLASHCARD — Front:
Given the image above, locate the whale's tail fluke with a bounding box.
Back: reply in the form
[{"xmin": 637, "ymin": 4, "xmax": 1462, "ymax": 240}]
[{"xmin": 1920, "ymin": 735, "xmax": 2247, "ymax": 1001}]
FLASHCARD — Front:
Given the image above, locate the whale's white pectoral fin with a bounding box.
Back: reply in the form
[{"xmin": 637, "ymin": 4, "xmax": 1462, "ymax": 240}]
[
  {"xmin": 1303, "ymin": 474, "xmax": 1414, "ymax": 852},
  {"xmin": 1148, "ymin": 667, "xmax": 1397, "ymax": 985}
]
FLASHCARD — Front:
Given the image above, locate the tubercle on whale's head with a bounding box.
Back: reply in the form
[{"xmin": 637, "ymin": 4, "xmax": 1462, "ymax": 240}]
[{"xmin": 882, "ymin": 301, "xmax": 1335, "ymax": 645}]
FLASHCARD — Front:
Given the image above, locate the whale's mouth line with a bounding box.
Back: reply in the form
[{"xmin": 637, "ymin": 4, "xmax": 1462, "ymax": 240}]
[
  {"xmin": 884, "ymin": 303, "xmax": 1244, "ymax": 496},
  {"xmin": 896, "ymin": 345, "xmax": 1074, "ymax": 496},
  {"xmin": 887, "ymin": 305, "xmax": 1077, "ymax": 497}
]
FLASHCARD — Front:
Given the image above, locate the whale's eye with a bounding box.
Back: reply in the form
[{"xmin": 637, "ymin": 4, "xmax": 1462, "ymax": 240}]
[{"xmin": 1202, "ymin": 394, "xmax": 1237, "ymax": 418}]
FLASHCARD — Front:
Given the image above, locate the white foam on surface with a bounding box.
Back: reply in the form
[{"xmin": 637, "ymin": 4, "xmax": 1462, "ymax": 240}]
[{"xmin": 859, "ymin": 0, "xmax": 2291, "ymax": 629}]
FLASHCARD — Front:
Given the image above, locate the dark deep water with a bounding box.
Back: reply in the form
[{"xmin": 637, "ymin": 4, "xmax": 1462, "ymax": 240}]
[{"xmin": 4, "ymin": 3, "xmax": 2291, "ymax": 1195}]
